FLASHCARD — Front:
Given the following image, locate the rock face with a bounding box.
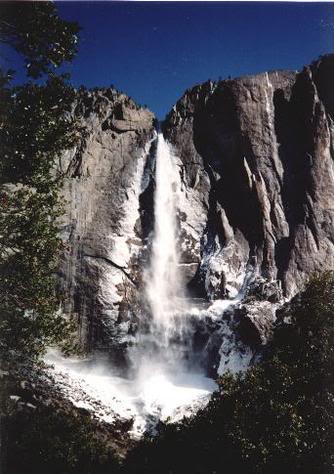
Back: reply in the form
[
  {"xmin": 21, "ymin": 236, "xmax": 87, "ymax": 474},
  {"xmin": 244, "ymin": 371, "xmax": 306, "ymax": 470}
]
[
  {"xmin": 59, "ymin": 55, "xmax": 334, "ymax": 365},
  {"xmin": 57, "ymin": 88, "xmax": 155, "ymax": 352},
  {"xmin": 163, "ymin": 54, "xmax": 334, "ymax": 300}
]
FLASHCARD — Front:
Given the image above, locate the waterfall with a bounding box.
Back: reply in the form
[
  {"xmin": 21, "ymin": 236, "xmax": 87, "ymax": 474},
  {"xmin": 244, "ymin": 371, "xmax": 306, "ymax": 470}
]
[
  {"xmin": 129, "ymin": 133, "xmax": 188, "ymax": 375},
  {"xmin": 121, "ymin": 133, "xmax": 217, "ymax": 434},
  {"xmin": 145, "ymin": 133, "xmax": 185, "ymax": 342}
]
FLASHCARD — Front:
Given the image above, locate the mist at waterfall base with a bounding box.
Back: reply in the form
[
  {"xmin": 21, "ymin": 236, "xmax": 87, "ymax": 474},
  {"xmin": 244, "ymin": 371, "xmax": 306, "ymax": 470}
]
[{"xmin": 47, "ymin": 135, "xmax": 226, "ymax": 436}]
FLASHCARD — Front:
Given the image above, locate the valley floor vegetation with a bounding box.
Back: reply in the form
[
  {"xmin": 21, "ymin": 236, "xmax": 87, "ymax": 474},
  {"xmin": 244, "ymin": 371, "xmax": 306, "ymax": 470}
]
[{"xmin": 0, "ymin": 3, "xmax": 333, "ymax": 474}]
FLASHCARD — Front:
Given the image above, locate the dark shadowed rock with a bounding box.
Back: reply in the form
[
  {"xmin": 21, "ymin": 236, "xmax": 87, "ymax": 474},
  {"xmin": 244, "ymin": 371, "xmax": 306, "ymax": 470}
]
[{"xmin": 237, "ymin": 301, "xmax": 277, "ymax": 348}]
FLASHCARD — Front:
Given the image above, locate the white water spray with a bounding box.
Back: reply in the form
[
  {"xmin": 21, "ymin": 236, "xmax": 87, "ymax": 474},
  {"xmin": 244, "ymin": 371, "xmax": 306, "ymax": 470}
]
[
  {"xmin": 145, "ymin": 133, "xmax": 185, "ymax": 340},
  {"xmin": 129, "ymin": 133, "xmax": 189, "ymax": 375}
]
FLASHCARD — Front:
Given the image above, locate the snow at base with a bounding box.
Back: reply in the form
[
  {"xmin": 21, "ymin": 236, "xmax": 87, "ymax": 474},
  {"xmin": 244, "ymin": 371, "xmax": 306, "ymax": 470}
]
[
  {"xmin": 45, "ymin": 293, "xmax": 258, "ymax": 438},
  {"xmin": 45, "ymin": 350, "xmax": 217, "ymax": 438}
]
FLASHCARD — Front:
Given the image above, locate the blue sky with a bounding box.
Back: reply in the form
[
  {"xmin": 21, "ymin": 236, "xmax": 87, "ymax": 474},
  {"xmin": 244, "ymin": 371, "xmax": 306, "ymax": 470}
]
[{"xmin": 4, "ymin": 2, "xmax": 334, "ymax": 118}]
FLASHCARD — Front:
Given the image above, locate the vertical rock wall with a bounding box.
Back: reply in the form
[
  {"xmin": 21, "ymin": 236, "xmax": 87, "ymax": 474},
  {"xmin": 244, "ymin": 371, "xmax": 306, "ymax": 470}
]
[
  {"xmin": 59, "ymin": 55, "xmax": 334, "ymax": 358},
  {"xmin": 163, "ymin": 54, "xmax": 334, "ymax": 300},
  {"xmin": 58, "ymin": 88, "xmax": 155, "ymax": 351}
]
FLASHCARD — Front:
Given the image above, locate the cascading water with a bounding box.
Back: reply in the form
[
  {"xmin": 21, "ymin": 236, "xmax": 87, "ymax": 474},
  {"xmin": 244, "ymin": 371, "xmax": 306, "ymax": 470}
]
[
  {"xmin": 47, "ymin": 133, "xmax": 218, "ymax": 437},
  {"xmin": 146, "ymin": 133, "xmax": 184, "ymax": 334},
  {"xmin": 128, "ymin": 133, "xmax": 196, "ymax": 381},
  {"xmin": 138, "ymin": 133, "xmax": 189, "ymax": 366},
  {"xmin": 124, "ymin": 133, "xmax": 217, "ymax": 432}
]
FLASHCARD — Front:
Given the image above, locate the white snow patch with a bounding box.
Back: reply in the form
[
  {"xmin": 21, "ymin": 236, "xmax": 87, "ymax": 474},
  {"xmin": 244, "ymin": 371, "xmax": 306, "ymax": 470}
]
[
  {"xmin": 188, "ymin": 295, "xmax": 255, "ymax": 376},
  {"xmin": 108, "ymin": 138, "xmax": 153, "ymax": 269},
  {"xmin": 201, "ymin": 239, "xmax": 248, "ymax": 299},
  {"xmin": 45, "ymin": 350, "xmax": 217, "ymax": 438}
]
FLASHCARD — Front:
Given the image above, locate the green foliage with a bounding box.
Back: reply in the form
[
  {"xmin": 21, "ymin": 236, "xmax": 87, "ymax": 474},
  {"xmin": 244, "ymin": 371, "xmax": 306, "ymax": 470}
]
[
  {"xmin": 0, "ymin": 1, "xmax": 80, "ymax": 78},
  {"xmin": 0, "ymin": 79, "xmax": 80, "ymax": 361},
  {"xmin": 0, "ymin": 75, "xmax": 78, "ymax": 184},
  {"xmin": 123, "ymin": 273, "xmax": 334, "ymax": 474},
  {"xmin": 0, "ymin": 185, "xmax": 67, "ymax": 358},
  {"xmin": 0, "ymin": 3, "xmax": 81, "ymax": 361}
]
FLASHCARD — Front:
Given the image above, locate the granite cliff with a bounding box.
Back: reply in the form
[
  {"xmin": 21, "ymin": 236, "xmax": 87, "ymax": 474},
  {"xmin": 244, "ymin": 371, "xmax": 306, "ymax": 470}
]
[
  {"xmin": 163, "ymin": 55, "xmax": 334, "ymax": 301},
  {"xmin": 58, "ymin": 55, "xmax": 334, "ymax": 369},
  {"xmin": 57, "ymin": 88, "xmax": 155, "ymax": 354}
]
